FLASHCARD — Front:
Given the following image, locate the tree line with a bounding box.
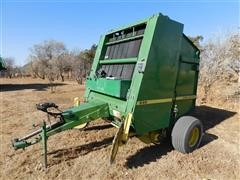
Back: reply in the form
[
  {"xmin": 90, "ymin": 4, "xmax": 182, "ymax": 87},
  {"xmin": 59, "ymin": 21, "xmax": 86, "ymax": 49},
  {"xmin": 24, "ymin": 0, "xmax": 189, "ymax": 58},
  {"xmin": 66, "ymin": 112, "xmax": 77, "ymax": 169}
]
[
  {"xmin": 1, "ymin": 40, "xmax": 97, "ymax": 84},
  {"xmin": 2, "ymin": 32, "xmax": 239, "ymax": 89}
]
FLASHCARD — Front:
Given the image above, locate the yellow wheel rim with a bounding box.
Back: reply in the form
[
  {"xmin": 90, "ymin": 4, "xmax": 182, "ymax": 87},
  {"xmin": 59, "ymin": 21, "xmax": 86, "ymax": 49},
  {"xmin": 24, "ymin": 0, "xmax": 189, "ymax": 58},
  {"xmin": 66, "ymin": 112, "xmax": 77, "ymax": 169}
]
[{"xmin": 188, "ymin": 127, "xmax": 200, "ymax": 147}]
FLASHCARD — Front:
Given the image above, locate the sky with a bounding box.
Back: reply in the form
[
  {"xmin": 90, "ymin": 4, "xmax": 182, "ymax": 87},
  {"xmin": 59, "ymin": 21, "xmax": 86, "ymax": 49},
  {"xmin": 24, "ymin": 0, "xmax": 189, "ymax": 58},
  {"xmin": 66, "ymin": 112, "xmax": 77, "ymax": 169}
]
[{"xmin": 0, "ymin": 0, "xmax": 239, "ymax": 66}]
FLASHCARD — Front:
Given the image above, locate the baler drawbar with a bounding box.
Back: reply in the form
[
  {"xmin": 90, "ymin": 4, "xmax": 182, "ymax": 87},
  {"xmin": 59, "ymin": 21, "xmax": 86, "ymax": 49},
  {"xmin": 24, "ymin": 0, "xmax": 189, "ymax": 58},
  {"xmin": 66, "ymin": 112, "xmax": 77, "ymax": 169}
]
[{"xmin": 12, "ymin": 101, "xmax": 110, "ymax": 168}]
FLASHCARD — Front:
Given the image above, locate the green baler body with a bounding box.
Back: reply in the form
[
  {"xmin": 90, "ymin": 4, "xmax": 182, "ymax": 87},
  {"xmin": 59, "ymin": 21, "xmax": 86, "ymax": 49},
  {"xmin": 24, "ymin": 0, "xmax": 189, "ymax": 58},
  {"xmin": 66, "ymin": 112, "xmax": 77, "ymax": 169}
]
[{"xmin": 85, "ymin": 13, "xmax": 200, "ymax": 135}]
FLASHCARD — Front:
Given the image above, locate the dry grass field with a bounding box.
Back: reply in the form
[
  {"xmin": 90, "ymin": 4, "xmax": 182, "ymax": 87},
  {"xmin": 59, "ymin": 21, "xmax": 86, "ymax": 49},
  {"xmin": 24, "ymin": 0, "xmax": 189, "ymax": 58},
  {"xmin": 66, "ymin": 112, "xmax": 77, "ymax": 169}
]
[{"xmin": 0, "ymin": 78, "xmax": 239, "ymax": 179}]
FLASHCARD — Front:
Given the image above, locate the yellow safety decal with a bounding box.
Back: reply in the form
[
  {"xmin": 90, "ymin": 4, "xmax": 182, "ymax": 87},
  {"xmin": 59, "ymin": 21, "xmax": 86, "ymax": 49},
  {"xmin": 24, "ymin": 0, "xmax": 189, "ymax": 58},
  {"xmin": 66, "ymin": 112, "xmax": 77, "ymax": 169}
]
[
  {"xmin": 176, "ymin": 95, "xmax": 196, "ymax": 100},
  {"xmin": 136, "ymin": 98, "xmax": 172, "ymax": 106},
  {"xmin": 136, "ymin": 95, "xmax": 196, "ymax": 106}
]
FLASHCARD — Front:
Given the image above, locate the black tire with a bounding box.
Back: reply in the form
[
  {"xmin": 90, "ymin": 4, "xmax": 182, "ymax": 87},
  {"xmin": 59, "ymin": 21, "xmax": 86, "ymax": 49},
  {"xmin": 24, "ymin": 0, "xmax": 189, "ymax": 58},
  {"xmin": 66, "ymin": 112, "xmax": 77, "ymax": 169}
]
[{"xmin": 171, "ymin": 116, "xmax": 203, "ymax": 153}]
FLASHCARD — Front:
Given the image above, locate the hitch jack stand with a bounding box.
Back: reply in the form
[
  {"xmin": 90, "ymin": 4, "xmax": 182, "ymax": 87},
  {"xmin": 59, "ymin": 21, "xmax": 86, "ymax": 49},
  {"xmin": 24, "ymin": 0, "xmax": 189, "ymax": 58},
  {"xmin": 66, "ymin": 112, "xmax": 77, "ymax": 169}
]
[{"xmin": 41, "ymin": 121, "xmax": 48, "ymax": 169}]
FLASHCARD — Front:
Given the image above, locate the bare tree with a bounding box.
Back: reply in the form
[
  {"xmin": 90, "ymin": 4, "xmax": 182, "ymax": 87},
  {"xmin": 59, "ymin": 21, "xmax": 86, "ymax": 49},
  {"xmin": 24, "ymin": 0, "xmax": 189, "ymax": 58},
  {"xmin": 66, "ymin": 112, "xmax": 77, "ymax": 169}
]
[
  {"xmin": 55, "ymin": 52, "xmax": 72, "ymax": 82},
  {"xmin": 71, "ymin": 50, "xmax": 85, "ymax": 84},
  {"xmin": 28, "ymin": 40, "xmax": 68, "ymax": 92},
  {"xmin": 4, "ymin": 57, "xmax": 15, "ymax": 78},
  {"xmin": 73, "ymin": 44, "xmax": 97, "ymax": 84},
  {"xmin": 28, "ymin": 40, "xmax": 67, "ymax": 80},
  {"xmin": 199, "ymin": 32, "xmax": 240, "ymax": 101}
]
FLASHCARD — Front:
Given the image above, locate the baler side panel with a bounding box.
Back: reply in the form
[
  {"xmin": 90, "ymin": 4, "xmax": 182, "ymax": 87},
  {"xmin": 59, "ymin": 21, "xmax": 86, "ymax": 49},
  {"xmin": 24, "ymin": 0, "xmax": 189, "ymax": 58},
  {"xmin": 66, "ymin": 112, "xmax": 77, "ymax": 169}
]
[
  {"xmin": 175, "ymin": 35, "xmax": 200, "ymax": 117},
  {"xmin": 133, "ymin": 16, "xmax": 184, "ymax": 135}
]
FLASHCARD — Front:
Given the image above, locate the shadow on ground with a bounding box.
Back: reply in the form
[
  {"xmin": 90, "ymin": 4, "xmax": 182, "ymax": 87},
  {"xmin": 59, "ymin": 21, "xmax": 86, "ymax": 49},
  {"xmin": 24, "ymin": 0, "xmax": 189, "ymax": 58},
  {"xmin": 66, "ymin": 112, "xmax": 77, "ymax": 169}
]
[
  {"xmin": 0, "ymin": 83, "xmax": 66, "ymax": 92},
  {"xmin": 125, "ymin": 141, "xmax": 173, "ymax": 168},
  {"xmin": 191, "ymin": 105, "xmax": 237, "ymax": 131},
  {"xmin": 48, "ymin": 136, "xmax": 113, "ymax": 166},
  {"xmin": 83, "ymin": 124, "xmax": 113, "ymax": 131},
  {"xmin": 125, "ymin": 105, "xmax": 236, "ymax": 168}
]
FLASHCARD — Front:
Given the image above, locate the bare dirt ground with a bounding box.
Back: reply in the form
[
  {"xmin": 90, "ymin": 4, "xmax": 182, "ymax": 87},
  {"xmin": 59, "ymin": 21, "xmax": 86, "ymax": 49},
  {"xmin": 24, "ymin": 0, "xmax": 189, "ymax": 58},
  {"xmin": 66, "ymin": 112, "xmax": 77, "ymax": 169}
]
[{"xmin": 0, "ymin": 78, "xmax": 239, "ymax": 180}]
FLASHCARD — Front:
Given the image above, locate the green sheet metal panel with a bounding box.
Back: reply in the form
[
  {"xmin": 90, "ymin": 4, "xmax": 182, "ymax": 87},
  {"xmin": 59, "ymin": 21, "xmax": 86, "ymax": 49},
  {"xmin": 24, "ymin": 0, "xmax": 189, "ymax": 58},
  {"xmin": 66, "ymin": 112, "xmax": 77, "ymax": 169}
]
[
  {"xmin": 133, "ymin": 15, "xmax": 184, "ymax": 135},
  {"xmin": 175, "ymin": 35, "xmax": 200, "ymax": 117},
  {"xmin": 86, "ymin": 78, "xmax": 131, "ymax": 99}
]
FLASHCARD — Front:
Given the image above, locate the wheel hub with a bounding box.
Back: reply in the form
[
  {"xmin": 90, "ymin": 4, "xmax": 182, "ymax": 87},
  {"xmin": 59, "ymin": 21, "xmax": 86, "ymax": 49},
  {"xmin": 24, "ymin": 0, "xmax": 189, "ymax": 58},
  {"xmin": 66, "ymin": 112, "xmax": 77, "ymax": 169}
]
[{"xmin": 188, "ymin": 127, "xmax": 200, "ymax": 147}]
